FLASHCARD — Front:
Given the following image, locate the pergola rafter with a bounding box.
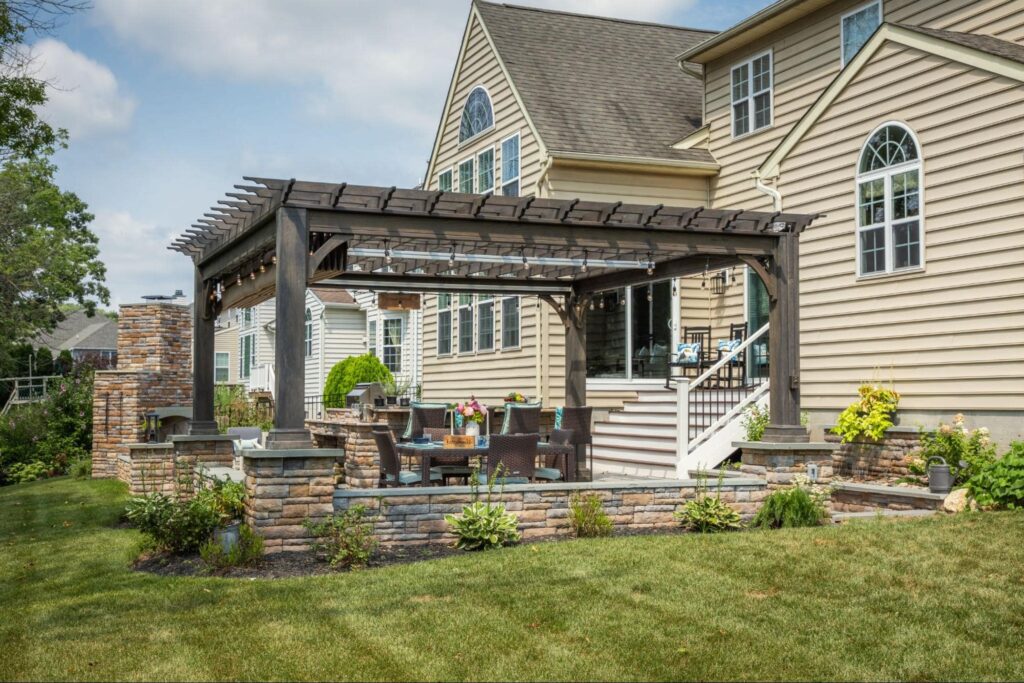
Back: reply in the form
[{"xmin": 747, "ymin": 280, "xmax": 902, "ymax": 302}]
[{"xmin": 171, "ymin": 177, "xmax": 817, "ymax": 449}]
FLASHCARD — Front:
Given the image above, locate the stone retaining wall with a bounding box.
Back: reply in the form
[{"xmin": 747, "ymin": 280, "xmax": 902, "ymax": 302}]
[
  {"xmin": 736, "ymin": 441, "xmax": 836, "ymax": 489},
  {"xmin": 113, "ymin": 436, "xmax": 235, "ymax": 497},
  {"xmin": 333, "ymin": 479, "xmax": 768, "ymax": 546},
  {"xmin": 831, "ymin": 481, "xmax": 944, "ymax": 512},
  {"xmin": 825, "ymin": 427, "xmax": 921, "ymax": 479}
]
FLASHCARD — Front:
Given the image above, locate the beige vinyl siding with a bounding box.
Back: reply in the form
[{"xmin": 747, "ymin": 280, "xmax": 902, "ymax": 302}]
[
  {"xmin": 777, "ymin": 41, "xmax": 1024, "ymax": 415},
  {"xmin": 678, "ymin": 272, "xmax": 746, "ymax": 344},
  {"xmin": 545, "ymin": 164, "xmax": 709, "ymax": 205},
  {"xmin": 704, "ymin": 0, "xmax": 1024, "ymax": 211},
  {"xmin": 213, "ymin": 322, "xmax": 239, "ymax": 385},
  {"xmin": 319, "ymin": 306, "xmax": 368, "ymax": 394}
]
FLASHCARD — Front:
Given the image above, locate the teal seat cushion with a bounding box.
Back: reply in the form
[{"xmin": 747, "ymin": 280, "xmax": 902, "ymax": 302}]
[
  {"xmin": 554, "ymin": 406, "xmax": 563, "ymax": 430},
  {"xmin": 402, "ymin": 402, "xmax": 450, "ymax": 440},
  {"xmin": 476, "ymin": 473, "xmax": 530, "ymax": 485},
  {"xmin": 534, "ymin": 467, "xmax": 562, "ymax": 481},
  {"xmin": 386, "ymin": 468, "xmax": 442, "ymax": 485}
]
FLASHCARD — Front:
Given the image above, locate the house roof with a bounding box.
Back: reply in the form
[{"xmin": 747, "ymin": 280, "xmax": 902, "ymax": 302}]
[
  {"xmin": 894, "ymin": 24, "xmax": 1024, "ymax": 65},
  {"xmin": 33, "ymin": 310, "xmax": 118, "ymax": 353},
  {"xmin": 310, "ymin": 287, "xmax": 356, "ymax": 306},
  {"xmin": 474, "ymin": 1, "xmax": 717, "ymax": 164}
]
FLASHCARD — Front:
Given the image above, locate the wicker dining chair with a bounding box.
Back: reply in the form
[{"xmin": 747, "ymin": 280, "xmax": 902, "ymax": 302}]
[
  {"xmin": 500, "ymin": 403, "xmax": 541, "ymax": 435},
  {"xmin": 535, "ymin": 428, "xmax": 573, "ymax": 481},
  {"xmin": 484, "ymin": 433, "xmax": 536, "ymax": 484},
  {"xmin": 373, "ymin": 426, "xmax": 441, "ymax": 487},
  {"xmin": 558, "ymin": 406, "xmax": 593, "ymax": 479},
  {"xmin": 421, "ymin": 427, "xmax": 473, "ymax": 484},
  {"xmin": 401, "ymin": 403, "xmax": 448, "ymax": 442}
]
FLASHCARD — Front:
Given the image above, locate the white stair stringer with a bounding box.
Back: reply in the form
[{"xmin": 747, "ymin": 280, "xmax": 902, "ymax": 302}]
[{"xmin": 678, "ymin": 385, "xmax": 769, "ymax": 476}]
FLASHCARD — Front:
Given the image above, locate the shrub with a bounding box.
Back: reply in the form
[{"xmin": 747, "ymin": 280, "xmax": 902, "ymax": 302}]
[
  {"xmin": 304, "ymin": 505, "xmax": 380, "ymax": 568},
  {"xmin": 568, "ymin": 492, "xmax": 613, "ymax": 538},
  {"xmin": 323, "ymin": 354, "xmax": 394, "ymax": 409},
  {"xmin": 200, "ymin": 525, "xmax": 264, "ymax": 569},
  {"xmin": 832, "ymin": 383, "xmax": 900, "ymax": 443},
  {"xmin": 967, "ymin": 441, "xmax": 1024, "ymax": 510},
  {"xmin": 68, "ymin": 457, "xmax": 92, "ymax": 479},
  {"xmin": 908, "ymin": 414, "xmax": 996, "ymax": 485},
  {"xmin": 445, "ymin": 465, "xmax": 521, "ymax": 550},
  {"xmin": 194, "ymin": 478, "xmax": 246, "ymax": 524},
  {"xmin": 675, "ymin": 472, "xmax": 742, "ymax": 533},
  {"xmin": 741, "ymin": 404, "xmax": 770, "ymax": 442},
  {"xmin": 751, "ymin": 475, "xmax": 829, "ymax": 529},
  {"xmin": 214, "ymin": 385, "xmax": 273, "ymax": 432},
  {"xmin": 124, "ymin": 493, "xmax": 220, "ymax": 554},
  {"xmin": 7, "ymin": 460, "xmax": 51, "ymax": 483}
]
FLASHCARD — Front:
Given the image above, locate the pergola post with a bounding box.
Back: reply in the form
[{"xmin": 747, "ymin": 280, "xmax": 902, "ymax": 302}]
[
  {"xmin": 266, "ymin": 206, "xmax": 313, "ymax": 449},
  {"xmin": 189, "ymin": 268, "xmax": 219, "ymax": 435},
  {"xmin": 763, "ymin": 232, "xmax": 808, "ymax": 443},
  {"xmin": 564, "ymin": 294, "xmax": 587, "ymax": 408}
]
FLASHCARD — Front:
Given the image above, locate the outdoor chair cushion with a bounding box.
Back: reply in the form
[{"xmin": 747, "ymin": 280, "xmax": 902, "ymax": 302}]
[
  {"xmin": 674, "ymin": 342, "xmax": 701, "ymax": 365},
  {"xmin": 476, "ymin": 472, "xmax": 530, "ymax": 486},
  {"xmin": 717, "ymin": 338, "xmax": 741, "ymax": 353},
  {"xmin": 231, "ymin": 437, "xmax": 262, "ymax": 454},
  {"xmin": 534, "ymin": 467, "xmax": 562, "ymax": 481},
  {"xmin": 386, "ymin": 468, "xmax": 443, "ymax": 486}
]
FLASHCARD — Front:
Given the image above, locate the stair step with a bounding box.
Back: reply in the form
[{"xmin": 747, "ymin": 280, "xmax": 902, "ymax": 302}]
[
  {"xmin": 592, "ymin": 434, "xmax": 676, "ymax": 452},
  {"xmin": 594, "ymin": 423, "xmax": 677, "ymax": 438},
  {"xmin": 607, "ymin": 412, "xmax": 678, "ymax": 426},
  {"xmin": 592, "ymin": 447, "xmax": 677, "ymax": 467}
]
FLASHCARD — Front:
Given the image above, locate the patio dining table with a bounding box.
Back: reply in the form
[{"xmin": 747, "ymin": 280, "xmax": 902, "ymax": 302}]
[{"xmin": 397, "ymin": 440, "xmax": 576, "ymax": 485}]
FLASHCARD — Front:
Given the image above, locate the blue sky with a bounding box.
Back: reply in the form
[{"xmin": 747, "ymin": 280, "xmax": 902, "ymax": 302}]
[{"xmin": 35, "ymin": 0, "xmax": 774, "ymax": 306}]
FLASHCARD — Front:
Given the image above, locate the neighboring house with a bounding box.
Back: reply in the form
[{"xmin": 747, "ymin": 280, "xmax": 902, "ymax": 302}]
[
  {"xmin": 352, "ymin": 291, "xmax": 423, "ymax": 398},
  {"xmin": 418, "ymin": 0, "xmax": 1024, "ymax": 471},
  {"xmin": 213, "ymin": 288, "xmax": 366, "ymax": 402},
  {"xmin": 33, "ymin": 309, "xmax": 118, "ymax": 369}
]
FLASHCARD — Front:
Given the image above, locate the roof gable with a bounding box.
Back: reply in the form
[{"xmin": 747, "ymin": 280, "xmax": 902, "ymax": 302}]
[{"xmin": 758, "ymin": 23, "xmax": 1024, "ymax": 179}]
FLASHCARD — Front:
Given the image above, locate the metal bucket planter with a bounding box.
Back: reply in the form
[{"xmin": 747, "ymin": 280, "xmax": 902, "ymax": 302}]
[
  {"xmin": 927, "ymin": 457, "xmax": 954, "ymax": 494},
  {"xmin": 214, "ymin": 522, "xmax": 241, "ymax": 553}
]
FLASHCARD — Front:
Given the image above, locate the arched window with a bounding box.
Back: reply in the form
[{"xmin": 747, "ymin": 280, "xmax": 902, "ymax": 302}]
[
  {"xmin": 304, "ymin": 308, "xmax": 313, "ymax": 357},
  {"xmin": 459, "ymin": 86, "xmax": 493, "ymax": 143},
  {"xmin": 856, "ymin": 123, "xmax": 923, "ymax": 276}
]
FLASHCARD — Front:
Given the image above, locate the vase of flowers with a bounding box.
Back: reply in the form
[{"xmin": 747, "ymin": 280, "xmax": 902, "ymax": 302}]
[{"xmin": 455, "ymin": 398, "xmax": 487, "ymax": 437}]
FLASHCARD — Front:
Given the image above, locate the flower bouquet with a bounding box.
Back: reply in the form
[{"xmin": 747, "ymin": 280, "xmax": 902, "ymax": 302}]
[
  {"xmin": 455, "ymin": 397, "xmax": 487, "ymax": 436},
  {"xmin": 504, "ymin": 391, "xmax": 527, "ymax": 404}
]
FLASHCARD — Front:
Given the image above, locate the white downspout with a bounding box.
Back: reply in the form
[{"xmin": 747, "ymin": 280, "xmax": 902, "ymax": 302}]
[
  {"xmin": 753, "ymin": 170, "xmax": 782, "ymax": 211},
  {"xmin": 534, "ymin": 154, "xmax": 554, "ymax": 197}
]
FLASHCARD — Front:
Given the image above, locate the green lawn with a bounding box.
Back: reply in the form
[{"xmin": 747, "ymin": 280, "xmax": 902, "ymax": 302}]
[{"xmin": 2, "ymin": 479, "xmax": 1023, "ymax": 682}]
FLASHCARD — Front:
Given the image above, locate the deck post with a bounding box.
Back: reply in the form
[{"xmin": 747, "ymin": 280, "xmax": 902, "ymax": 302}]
[
  {"xmin": 763, "ymin": 231, "xmax": 808, "ymax": 443},
  {"xmin": 266, "ymin": 206, "xmax": 313, "ymax": 449},
  {"xmin": 189, "ymin": 268, "xmax": 219, "ymax": 435},
  {"xmin": 675, "ymin": 378, "xmax": 690, "ymax": 478},
  {"xmin": 564, "ymin": 294, "xmax": 587, "ymax": 408}
]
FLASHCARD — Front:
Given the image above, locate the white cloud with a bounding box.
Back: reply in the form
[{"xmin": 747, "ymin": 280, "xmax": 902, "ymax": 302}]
[
  {"xmin": 92, "ymin": 0, "xmax": 688, "ymax": 135},
  {"xmin": 90, "ymin": 210, "xmax": 193, "ymax": 306},
  {"xmin": 31, "ymin": 38, "xmax": 136, "ymax": 140}
]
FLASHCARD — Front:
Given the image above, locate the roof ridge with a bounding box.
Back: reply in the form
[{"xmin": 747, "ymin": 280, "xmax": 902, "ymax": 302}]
[{"xmin": 474, "ymin": 0, "xmax": 717, "ymax": 36}]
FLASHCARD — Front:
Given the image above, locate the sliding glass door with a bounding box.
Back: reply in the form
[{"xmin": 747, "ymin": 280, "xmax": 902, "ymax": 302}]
[{"xmin": 586, "ymin": 280, "xmax": 673, "ymax": 381}]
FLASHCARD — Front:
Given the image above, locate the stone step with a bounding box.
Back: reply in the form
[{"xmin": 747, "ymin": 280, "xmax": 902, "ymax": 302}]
[{"xmin": 831, "ymin": 509, "xmax": 939, "ymax": 522}]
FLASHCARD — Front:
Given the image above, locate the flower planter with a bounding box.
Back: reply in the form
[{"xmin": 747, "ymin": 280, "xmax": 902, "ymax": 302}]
[
  {"xmin": 386, "ymin": 396, "xmax": 398, "ymax": 406},
  {"xmin": 399, "ymin": 397, "xmax": 411, "ymax": 407}
]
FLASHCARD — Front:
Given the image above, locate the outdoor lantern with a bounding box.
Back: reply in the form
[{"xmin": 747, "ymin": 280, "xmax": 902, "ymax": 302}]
[
  {"xmin": 144, "ymin": 411, "xmax": 160, "ymax": 443},
  {"xmin": 806, "ymin": 462, "xmax": 819, "ymax": 483}
]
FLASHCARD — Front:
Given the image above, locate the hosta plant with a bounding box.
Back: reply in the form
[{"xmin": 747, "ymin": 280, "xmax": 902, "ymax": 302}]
[
  {"xmin": 675, "ymin": 471, "xmax": 742, "ymax": 533},
  {"xmin": 967, "ymin": 441, "xmax": 1024, "ymax": 510},
  {"xmin": 445, "ymin": 465, "xmax": 521, "ymax": 550}
]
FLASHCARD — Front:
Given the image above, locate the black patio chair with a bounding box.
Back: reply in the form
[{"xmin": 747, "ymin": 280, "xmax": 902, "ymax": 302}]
[
  {"xmin": 400, "ymin": 402, "xmax": 448, "ymax": 442},
  {"xmin": 499, "ymin": 402, "xmax": 541, "ymax": 435},
  {"xmin": 558, "ymin": 406, "xmax": 593, "ymax": 479},
  {"xmin": 373, "ymin": 425, "xmax": 441, "ymax": 487},
  {"xmin": 482, "ymin": 433, "xmax": 537, "ymax": 485}
]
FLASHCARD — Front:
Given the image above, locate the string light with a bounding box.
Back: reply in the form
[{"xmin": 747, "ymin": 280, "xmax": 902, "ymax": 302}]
[
  {"xmin": 589, "ymin": 299, "xmax": 595, "ymax": 311},
  {"xmin": 522, "ymin": 249, "xmax": 530, "ymax": 271},
  {"xmin": 384, "ymin": 239, "xmax": 392, "ymax": 265},
  {"xmin": 598, "ymin": 297, "xmax": 605, "ymax": 310},
  {"xmin": 647, "ymin": 285, "xmax": 653, "ymax": 302},
  {"xmin": 448, "ymin": 245, "xmax": 456, "ymax": 268},
  {"xmin": 250, "ymin": 271, "xmax": 256, "ymax": 281},
  {"xmin": 236, "ymin": 274, "xmax": 242, "ymax": 286},
  {"xmin": 581, "ymin": 250, "xmax": 588, "ymax": 273},
  {"xmin": 646, "ymin": 252, "xmax": 654, "ymax": 276},
  {"xmin": 271, "ymin": 255, "xmax": 277, "ymax": 265},
  {"xmin": 259, "ymin": 263, "xmax": 266, "ymax": 273}
]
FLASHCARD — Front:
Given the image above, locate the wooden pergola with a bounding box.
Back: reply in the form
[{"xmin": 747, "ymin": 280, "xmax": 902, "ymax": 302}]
[{"xmin": 171, "ymin": 178, "xmax": 818, "ymax": 449}]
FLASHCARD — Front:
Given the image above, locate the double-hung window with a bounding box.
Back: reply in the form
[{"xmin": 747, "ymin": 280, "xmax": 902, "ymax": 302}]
[
  {"xmin": 437, "ymin": 294, "xmax": 452, "ymax": 356},
  {"xmin": 477, "ymin": 148, "xmax": 494, "ymax": 194},
  {"xmin": 214, "ymin": 352, "xmax": 229, "ymax": 383},
  {"xmin": 501, "ymin": 133, "xmax": 520, "ymax": 196},
  {"xmin": 477, "ymin": 295, "xmax": 494, "ymax": 351},
  {"xmin": 458, "ymin": 158, "xmax": 474, "ymax": 193},
  {"xmin": 438, "ymin": 168, "xmax": 453, "ymax": 192},
  {"xmin": 501, "ymin": 296, "xmax": 520, "ymax": 349},
  {"xmin": 382, "ymin": 318, "xmax": 403, "ymax": 373},
  {"xmin": 856, "ymin": 123, "xmax": 923, "ymax": 277},
  {"xmin": 368, "ymin": 319, "xmax": 378, "ymax": 357},
  {"xmin": 841, "ymin": 1, "xmax": 881, "ymax": 66},
  {"xmin": 458, "ymin": 294, "xmax": 474, "ymax": 354},
  {"xmin": 304, "ymin": 308, "xmax": 313, "ymax": 357},
  {"xmin": 731, "ymin": 51, "xmax": 772, "ymax": 138}
]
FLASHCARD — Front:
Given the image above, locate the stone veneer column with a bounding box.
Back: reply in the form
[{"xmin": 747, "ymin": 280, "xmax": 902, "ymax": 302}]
[
  {"xmin": 825, "ymin": 427, "xmax": 922, "ymax": 479},
  {"xmin": 242, "ymin": 449, "xmax": 342, "ymax": 553},
  {"xmin": 735, "ymin": 440, "xmax": 837, "ymax": 490},
  {"xmin": 343, "ymin": 422, "xmax": 384, "ymax": 488}
]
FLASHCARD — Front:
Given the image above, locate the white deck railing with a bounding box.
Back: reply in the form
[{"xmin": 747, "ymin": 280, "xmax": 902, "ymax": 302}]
[{"xmin": 248, "ymin": 363, "xmax": 275, "ymax": 397}]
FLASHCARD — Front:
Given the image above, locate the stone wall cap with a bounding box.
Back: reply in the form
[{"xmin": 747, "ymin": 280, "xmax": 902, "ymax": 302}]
[
  {"xmin": 242, "ymin": 448, "xmax": 344, "ymax": 459},
  {"xmin": 733, "ymin": 441, "xmax": 837, "ymax": 452},
  {"xmin": 334, "ymin": 477, "xmax": 767, "ymax": 498},
  {"xmin": 127, "ymin": 442, "xmax": 175, "ymax": 451},
  {"xmin": 833, "ymin": 481, "xmax": 945, "ymax": 500},
  {"xmin": 170, "ymin": 434, "xmax": 236, "ymax": 443},
  {"xmin": 824, "ymin": 425, "xmax": 920, "ymax": 435}
]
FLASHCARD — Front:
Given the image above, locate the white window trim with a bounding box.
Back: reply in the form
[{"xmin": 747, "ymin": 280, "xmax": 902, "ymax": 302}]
[
  {"xmin": 239, "ymin": 332, "xmax": 255, "ymax": 380},
  {"xmin": 500, "ymin": 132, "xmax": 521, "ymax": 195},
  {"xmin": 436, "ymin": 295, "xmax": 453, "ymax": 358},
  {"xmin": 368, "ymin": 318, "xmax": 378, "ymax": 357},
  {"xmin": 214, "ymin": 352, "xmax": 230, "ymax": 383},
  {"xmin": 500, "ymin": 295, "xmax": 521, "ymax": 351},
  {"xmin": 382, "ymin": 317, "xmax": 403, "ymax": 373},
  {"xmin": 476, "ymin": 148, "xmax": 495, "ymax": 195},
  {"xmin": 457, "ymin": 156, "xmax": 475, "ymax": 194},
  {"xmin": 437, "ymin": 167, "xmax": 454, "ymax": 193},
  {"xmin": 477, "ymin": 296, "xmax": 495, "ymax": 353},
  {"xmin": 457, "ymin": 294, "xmax": 475, "ymax": 355},
  {"xmin": 458, "ymin": 85, "xmax": 495, "ymax": 148},
  {"xmin": 854, "ymin": 121, "xmax": 926, "ymax": 280},
  {"xmin": 840, "ymin": 0, "xmax": 882, "ymax": 67},
  {"xmin": 304, "ymin": 307, "xmax": 313, "ymax": 358},
  {"xmin": 730, "ymin": 49, "xmax": 773, "ymax": 140}
]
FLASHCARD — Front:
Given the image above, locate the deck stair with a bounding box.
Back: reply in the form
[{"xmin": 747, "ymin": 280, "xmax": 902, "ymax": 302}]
[{"xmin": 591, "ymin": 324, "xmax": 770, "ymax": 478}]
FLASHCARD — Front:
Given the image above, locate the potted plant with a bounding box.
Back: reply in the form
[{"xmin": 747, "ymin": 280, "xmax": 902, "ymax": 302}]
[
  {"xmin": 455, "ymin": 398, "xmax": 488, "ymax": 437},
  {"xmin": 831, "ymin": 383, "xmax": 900, "ymax": 444},
  {"xmin": 504, "ymin": 391, "xmax": 528, "ymax": 404}
]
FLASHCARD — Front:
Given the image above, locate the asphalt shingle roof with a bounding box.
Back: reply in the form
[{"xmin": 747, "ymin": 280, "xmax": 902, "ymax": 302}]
[
  {"xmin": 896, "ymin": 24, "xmax": 1024, "ymax": 66},
  {"xmin": 33, "ymin": 310, "xmax": 118, "ymax": 353},
  {"xmin": 475, "ymin": 1, "xmax": 716, "ymax": 164}
]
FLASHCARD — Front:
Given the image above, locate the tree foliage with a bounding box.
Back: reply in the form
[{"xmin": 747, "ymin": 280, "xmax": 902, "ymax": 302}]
[{"xmin": 0, "ymin": 158, "xmax": 109, "ymax": 359}]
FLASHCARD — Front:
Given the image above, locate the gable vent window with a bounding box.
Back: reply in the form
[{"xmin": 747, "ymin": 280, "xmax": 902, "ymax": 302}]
[
  {"xmin": 731, "ymin": 51, "xmax": 772, "ymax": 138},
  {"xmin": 856, "ymin": 122, "xmax": 924, "ymax": 277},
  {"xmin": 459, "ymin": 86, "xmax": 494, "ymax": 143},
  {"xmin": 842, "ymin": 1, "xmax": 882, "ymax": 66}
]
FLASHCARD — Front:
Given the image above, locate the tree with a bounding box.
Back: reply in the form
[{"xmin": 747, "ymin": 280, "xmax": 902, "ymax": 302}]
[{"xmin": 0, "ymin": 158, "xmax": 109, "ymax": 363}]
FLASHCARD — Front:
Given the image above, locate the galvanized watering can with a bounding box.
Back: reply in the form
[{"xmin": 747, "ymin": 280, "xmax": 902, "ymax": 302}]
[{"xmin": 927, "ymin": 456, "xmax": 953, "ymax": 494}]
